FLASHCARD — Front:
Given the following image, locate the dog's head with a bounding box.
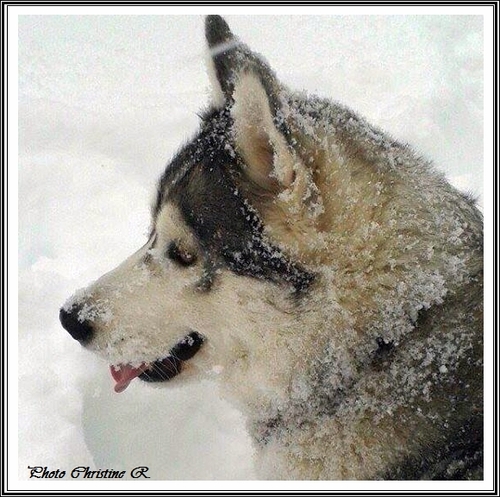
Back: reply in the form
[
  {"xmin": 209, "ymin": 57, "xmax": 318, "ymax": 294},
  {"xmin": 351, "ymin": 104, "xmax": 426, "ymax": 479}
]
[{"xmin": 60, "ymin": 16, "xmax": 323, "ymax": 397}]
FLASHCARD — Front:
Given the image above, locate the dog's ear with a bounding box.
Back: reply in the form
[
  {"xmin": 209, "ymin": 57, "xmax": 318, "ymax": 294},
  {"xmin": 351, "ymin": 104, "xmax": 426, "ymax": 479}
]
[
  {"xmin": 205, "ymin": 15, "xmax": 281, "ymax": 112},
  {"xmin": 231, "ymin": 71, "xmax": 297, "ymax": 192},
  {"xmin": 205, "ymin": 15, "xmax": 298, "ymax": 192},
  {"xmin": 205, "ymin": 15, "xmax": 238, "ymax": 106}
]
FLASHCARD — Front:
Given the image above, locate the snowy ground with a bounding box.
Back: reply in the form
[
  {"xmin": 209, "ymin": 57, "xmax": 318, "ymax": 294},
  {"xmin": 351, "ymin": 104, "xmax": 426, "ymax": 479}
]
[{"xmin": 17, "ymin": 13, "xmax": 484, "ymax": 484}]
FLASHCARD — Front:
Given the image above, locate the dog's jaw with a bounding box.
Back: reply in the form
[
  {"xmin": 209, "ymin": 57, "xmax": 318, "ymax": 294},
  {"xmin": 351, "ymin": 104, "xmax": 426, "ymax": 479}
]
[{"xmin": 109, "ymin": 331, "xmax": 205, "ymax": 393}]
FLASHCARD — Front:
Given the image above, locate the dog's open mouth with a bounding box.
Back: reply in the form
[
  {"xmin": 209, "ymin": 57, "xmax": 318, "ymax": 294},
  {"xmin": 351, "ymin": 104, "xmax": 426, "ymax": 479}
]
[{"xmin": 110, "ymin": 331, "xmax": 204, "ymax": 393}]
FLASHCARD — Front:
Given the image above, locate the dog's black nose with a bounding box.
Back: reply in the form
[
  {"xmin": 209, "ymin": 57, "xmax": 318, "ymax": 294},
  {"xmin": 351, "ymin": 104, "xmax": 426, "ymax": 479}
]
[{"xmin": 59, "ymin": 306, "xmax": 94, "ymax": 343}]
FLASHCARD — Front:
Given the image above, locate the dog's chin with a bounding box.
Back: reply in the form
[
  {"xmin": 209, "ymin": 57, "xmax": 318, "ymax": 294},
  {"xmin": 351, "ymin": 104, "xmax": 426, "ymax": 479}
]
[{"xmin": 110, "ymin": 331, "xmax": 205, "ymax": 393}]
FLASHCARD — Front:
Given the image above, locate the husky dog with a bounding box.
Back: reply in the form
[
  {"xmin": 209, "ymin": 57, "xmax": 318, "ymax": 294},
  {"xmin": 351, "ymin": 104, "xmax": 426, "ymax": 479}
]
[{"xmin": 60, "ymin": 16, "xmax": 483, "ymax": 480}]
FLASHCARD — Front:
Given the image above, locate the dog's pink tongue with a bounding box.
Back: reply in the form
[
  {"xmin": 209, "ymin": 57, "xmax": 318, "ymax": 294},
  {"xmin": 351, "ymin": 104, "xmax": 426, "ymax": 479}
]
[{"xmin": 110, "ymin": 364, "xmax": 147, "ymax": 393}]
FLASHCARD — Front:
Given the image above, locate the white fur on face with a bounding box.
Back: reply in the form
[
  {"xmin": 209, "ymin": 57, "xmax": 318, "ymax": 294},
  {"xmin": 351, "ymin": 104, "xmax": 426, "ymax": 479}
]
[{"xmin": 69, "ymin": 202, "xmax": 300, "ymax": 396}]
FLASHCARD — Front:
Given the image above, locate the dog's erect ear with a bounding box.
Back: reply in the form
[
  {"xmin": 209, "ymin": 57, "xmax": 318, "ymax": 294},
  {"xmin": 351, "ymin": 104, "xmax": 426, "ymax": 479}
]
[
  {"xmin": 205, "ymin": 15, "xmax": 299, "ymax": 192},
  {"xmin": 205, "ymin": 15, "xmax": 281, "ymax": 111},
  {"xmin": 231, "ymin": 71, "xmax": 297, "ymax": 191},
  {"xmin": 205, "ymin": 15, "xmax": 238, "ymax": 105}
]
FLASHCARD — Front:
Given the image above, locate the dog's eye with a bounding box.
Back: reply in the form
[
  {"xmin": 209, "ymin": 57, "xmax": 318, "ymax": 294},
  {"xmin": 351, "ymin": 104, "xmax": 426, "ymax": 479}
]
[{"xmin": 167, "ymin": 242, "xmax": 197, "ymax": 267}]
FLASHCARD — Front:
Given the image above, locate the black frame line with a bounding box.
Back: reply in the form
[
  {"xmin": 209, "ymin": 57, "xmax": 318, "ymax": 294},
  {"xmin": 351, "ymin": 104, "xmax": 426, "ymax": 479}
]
[{"xmin": 2, "ymin": 2, "xmax": 497, "ymax": 496}]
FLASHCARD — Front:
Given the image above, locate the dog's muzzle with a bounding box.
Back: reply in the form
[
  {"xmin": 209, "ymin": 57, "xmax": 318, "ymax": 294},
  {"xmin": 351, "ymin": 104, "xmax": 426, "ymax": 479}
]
[{"xmin": 59, "ymin": 305, "xmax": 205, "ymax": 393}]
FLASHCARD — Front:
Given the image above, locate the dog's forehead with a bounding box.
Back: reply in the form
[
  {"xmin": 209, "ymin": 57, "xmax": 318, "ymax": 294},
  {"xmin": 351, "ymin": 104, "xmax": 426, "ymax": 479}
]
[
  {"xmin": 153, "ymin": 107, "xmax": 233, "ymax": 219},
  {"xmin": 152, "ymin": 147, "xmax": 197, "ymax": 222}
]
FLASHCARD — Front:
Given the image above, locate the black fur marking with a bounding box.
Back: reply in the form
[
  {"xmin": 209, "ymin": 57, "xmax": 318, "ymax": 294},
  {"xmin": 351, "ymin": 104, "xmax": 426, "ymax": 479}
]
[
  {"xmin": 142, "ymin": 251, "xmax": 153, "ymax": 266},
  {"xmin": 205, "ymin": 15, "xmax": 240, "ymax": 100},
  {"xmin": 384, "ymin": 418, "xmax": 483, "ymax": 480},
  {"xmin": 253, "ymin": 414, "xmax": 283, "ymax": 446},
  {"xmin": 142, "ymin": 233, "xmax": 158, "ymax": 266},
  {"xmin": 139, "ymin": 332, "xmax": 205, "ymax": 383},
  {"xmin": 170, "ymin": 331, "xmax": 204, "ymax": 361},
  {"xmin": 205, "ymin": 15, "xmax": 233, "ymax": 48},
  {"xmin": 156, "ymin": 107, "xmax": 314, "ymax": 293},
  {"xmin": 167, "ymin": 241, "xmax": 196, "ymax": 267},
  {"xmin": 205, "ymin": 15, "xmax": 242, "ymax": 100},
  {"xmin": 139, "ymin": 356, "xmax": 182, "ymax": 382},
  {"xmin": 375, "ymin": 336, "xmax": 394, "ymax": 353},
  {"xmin": 371, "ymin": 337, "xmax": 395, "ymax": 372},
  {"xmin": 196, "ymin": 259, "xmax": 217, "ymax": 292}
]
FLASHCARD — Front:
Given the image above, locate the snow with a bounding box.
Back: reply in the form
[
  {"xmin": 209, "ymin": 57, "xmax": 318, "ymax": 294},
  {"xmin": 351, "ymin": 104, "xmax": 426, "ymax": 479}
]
[{"xmin": 17, "ymin": 13, "xmax": 483, "ymax": 484}]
